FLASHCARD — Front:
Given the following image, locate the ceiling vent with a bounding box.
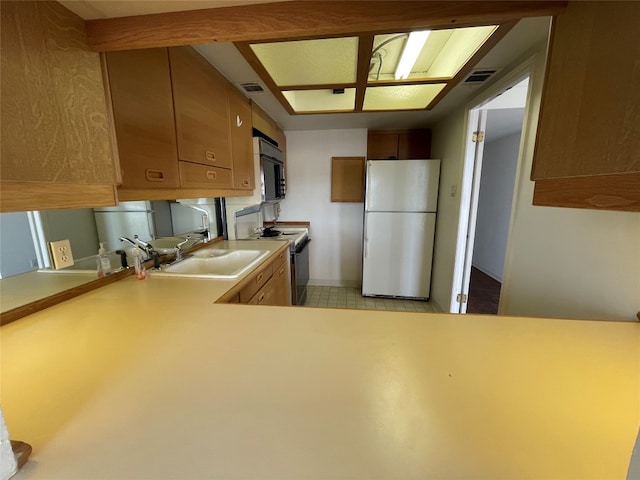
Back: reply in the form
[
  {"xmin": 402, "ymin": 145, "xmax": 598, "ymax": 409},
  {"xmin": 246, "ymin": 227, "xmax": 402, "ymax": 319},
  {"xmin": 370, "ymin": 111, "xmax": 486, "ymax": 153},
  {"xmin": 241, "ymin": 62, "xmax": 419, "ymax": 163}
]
[
  {"xmin": 239, "ymin": 82, "xmax": 265, "ymax": 94},
  {"xmin": 463, "ymin": 69, "xmax": 498, "ymax": 84}
]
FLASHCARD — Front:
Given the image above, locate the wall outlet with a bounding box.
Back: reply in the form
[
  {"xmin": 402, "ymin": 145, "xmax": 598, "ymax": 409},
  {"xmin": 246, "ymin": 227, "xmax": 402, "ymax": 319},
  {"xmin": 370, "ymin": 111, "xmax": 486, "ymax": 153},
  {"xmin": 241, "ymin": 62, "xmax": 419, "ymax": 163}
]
[{"xmin": 48, "ymin": 239, "xmax": 74, "ymax": 270}]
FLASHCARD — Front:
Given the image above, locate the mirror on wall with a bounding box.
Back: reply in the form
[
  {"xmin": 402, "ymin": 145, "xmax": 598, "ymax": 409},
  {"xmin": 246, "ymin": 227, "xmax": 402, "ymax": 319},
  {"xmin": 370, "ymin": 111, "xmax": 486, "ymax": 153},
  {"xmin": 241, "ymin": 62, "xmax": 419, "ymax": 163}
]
[{"xmin": 0, "ymin": 199, "xmax": 221, "ymax": 315}]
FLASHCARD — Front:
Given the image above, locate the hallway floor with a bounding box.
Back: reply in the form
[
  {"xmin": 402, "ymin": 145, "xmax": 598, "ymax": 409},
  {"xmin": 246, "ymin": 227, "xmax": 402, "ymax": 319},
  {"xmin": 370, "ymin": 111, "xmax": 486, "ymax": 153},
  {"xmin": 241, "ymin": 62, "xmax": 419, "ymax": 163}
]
[
  {"xmin": 466, "ymin": 267, "xmax": 501, "ymax": 314},
  {"xmin": 304, "ymin": 286, "xmax": 436, "ymax": 312}
]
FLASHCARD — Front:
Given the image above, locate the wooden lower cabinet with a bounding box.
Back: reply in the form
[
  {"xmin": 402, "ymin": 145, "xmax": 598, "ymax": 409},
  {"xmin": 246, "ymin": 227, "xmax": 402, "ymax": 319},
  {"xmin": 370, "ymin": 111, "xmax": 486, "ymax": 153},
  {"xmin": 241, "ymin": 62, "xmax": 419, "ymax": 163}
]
[
  {"xmin": 271, "ymin": 261, "xmax": 290, "ymax": 306},
  {"xmin": 218, "ymin": 247, "xmax": 290, "ymax": 307}
]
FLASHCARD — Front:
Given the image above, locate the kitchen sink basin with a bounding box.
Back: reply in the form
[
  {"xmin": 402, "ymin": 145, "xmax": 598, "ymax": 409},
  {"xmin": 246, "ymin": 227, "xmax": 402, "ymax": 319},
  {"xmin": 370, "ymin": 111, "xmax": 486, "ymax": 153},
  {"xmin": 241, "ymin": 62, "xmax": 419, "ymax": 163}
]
[
  {"xmin": 149, "ymin": 236, "xmax": 194, "ymax": 254},
  {"xmin": 154, "ymin": 249, "xmax": 270, "ymax": 278}
]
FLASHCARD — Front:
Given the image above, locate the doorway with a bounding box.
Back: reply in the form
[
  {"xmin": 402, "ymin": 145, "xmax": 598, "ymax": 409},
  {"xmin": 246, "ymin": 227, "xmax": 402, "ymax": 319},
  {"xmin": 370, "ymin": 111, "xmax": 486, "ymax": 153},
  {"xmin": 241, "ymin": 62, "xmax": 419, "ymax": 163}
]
[{"xmin": 452, "ymin": 75, "xmax": 531, "ymax": 314}]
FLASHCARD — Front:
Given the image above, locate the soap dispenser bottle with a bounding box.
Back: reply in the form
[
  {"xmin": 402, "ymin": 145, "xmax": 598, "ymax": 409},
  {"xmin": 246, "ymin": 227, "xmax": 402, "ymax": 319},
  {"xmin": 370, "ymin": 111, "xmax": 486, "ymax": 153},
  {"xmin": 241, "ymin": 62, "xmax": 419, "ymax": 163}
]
[{"xmin": 97, "ymin": 242, "xmax": 112, "ymax": 277}]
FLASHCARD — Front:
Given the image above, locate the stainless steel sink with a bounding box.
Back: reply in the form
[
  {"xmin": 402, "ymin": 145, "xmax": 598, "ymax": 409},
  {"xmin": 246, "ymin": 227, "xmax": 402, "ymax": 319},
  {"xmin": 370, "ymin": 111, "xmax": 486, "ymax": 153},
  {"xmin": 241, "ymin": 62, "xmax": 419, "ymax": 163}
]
[{"xmin": 152, "ymin": 249, "xmax": 270, "ymax": 278}]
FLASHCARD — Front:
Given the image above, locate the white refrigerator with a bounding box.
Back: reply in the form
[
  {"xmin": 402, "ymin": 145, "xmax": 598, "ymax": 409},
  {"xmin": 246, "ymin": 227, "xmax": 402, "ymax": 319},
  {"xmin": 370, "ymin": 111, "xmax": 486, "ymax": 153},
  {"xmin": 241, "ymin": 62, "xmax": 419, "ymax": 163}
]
[{"xmin": 362, "ymin": 159, "xmax": 440, "ymax": 299}]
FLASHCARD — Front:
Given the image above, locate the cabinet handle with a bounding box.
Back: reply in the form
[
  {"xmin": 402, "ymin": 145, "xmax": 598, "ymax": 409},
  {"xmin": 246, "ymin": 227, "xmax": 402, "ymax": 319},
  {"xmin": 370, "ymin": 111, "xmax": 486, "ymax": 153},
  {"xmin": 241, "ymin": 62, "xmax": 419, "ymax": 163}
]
[
  {"xmin": 242, "ymin": 179, "xmax": 250, "ymax": 186},
  {"xmin": 206, "ymin": 170, "xmax": 217, "ymax": 180},
  {"xmin": 256, "ymin": 272, "xmax": 264, "ymax": 283},
  {"xmin": 258, "ymin": 292, "xmax": 265, "ymax": 304},
  {"xmin": 236, "ymin": 115, "xmax": 243, "ymax": 128},
  {"xmin": 279, "ymin": 266, "xmax": 285, "ymax": 276},
  {"xmin": 205, "ymin": 151, "xmax": 216, "ymax": 162},
  {"xmin": 145, "ymin": 169, "xmax": 166, "ymax": 182}
]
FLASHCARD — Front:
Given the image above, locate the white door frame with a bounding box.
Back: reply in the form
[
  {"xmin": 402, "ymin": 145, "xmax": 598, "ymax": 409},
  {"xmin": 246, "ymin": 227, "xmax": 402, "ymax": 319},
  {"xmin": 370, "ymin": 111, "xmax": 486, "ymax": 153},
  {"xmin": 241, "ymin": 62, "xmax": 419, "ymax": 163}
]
[{"xmin": 448, "ymin": 55, "xmax": 539, "ymax": 313}]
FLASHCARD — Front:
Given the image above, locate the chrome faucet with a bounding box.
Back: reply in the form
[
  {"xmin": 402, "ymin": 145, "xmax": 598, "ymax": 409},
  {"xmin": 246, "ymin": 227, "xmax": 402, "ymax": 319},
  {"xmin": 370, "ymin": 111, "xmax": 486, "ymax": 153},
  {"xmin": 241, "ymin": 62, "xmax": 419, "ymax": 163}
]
[
  {"xmin": 119, "ymin": 236, "xmax": 153, "ymax": 260},
  {"xmin": 185, "ymin": 205, "xmax": 211, "ymax": 242},
  {"xmin": 174, "ymin": 236, "xmax": 191, "ymax": 262},
  {"xmin": 133, "ymin": 235, "xmax": 154, "ymax": 257}
]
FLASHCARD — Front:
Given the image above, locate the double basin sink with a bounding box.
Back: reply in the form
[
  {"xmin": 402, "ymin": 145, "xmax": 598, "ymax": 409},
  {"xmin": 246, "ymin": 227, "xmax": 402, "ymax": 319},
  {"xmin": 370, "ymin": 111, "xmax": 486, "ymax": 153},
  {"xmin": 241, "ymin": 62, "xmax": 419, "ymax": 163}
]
[{"xmin": 153, "ymin": 248, "xmax": 270, "ymax": 279}]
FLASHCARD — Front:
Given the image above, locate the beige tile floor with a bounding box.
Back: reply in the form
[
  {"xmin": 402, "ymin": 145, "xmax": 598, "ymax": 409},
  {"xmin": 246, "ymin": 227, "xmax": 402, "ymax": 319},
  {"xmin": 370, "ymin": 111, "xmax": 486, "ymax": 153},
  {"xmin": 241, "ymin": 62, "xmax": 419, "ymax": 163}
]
[{"xmin": 304, "ymin": 286, "xmax": 436, "ymax": 312}]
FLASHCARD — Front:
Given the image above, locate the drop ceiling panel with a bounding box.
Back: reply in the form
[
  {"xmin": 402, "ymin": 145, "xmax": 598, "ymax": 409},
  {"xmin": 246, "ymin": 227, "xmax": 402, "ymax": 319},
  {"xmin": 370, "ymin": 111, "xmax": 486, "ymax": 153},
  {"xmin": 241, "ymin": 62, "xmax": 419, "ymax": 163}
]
[
  {"xmin": 363, "ymin": 84, "xmax": 446, "ymax": 110},
  {"xmin": 427, "ymin": 26, "xmax": 498, "ymax": 78},
  {"xmin": 283, "ymin": 89, "xmax": 356, "ymax": 112},
  {"xmin": 239, "ymin": 22, "xmax": 510, "ymax": 114},
  {"xmin": 251, "ymin": 37, "xmax": 358, "ymax": 86}
]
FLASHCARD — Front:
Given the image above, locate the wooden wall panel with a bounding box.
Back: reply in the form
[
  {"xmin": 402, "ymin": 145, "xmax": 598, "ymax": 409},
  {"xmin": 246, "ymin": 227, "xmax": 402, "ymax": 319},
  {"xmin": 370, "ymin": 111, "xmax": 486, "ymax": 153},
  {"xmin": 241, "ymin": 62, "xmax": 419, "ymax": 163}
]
[{"xmin": 1, "ymin": 1, "xmax": 116, "ymax": 187}]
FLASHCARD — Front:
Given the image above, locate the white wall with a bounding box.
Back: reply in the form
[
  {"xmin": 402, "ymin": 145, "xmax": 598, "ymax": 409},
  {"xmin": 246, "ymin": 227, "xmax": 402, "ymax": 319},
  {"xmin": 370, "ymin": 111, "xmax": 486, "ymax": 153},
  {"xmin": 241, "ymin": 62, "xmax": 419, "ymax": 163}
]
[
  {"xmin": 430, "ymin": 110, "xmax": 469, "ymax": 312},
  {"xmin": 279, "ymin": 129, "xmax": 367, "ymax": 287},
  {"xmin": 472, "ymin": 120, "xmax": 523, "ymax": 281},
  {"xmin": 39, "ymin": 208, "xmax": 100, "ymax": 259},
  {"xmin": 432, "ymin": 46, "xmax": 640, "ymax": 321},
  {"xmin": 0, "ymin": 213, "xmax": 38, "ymax": 278},
  {"xmin": 500, "ymin": 53, "xmax": 640, "ymax": 321}
]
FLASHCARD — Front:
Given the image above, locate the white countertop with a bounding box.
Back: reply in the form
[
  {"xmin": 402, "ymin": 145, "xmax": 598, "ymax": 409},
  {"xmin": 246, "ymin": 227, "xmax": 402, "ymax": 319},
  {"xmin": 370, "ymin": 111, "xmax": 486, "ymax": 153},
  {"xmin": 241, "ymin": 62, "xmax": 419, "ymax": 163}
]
[{"xmin": 1, "ymin": 241, "xmax": 638, "ymax": 479}]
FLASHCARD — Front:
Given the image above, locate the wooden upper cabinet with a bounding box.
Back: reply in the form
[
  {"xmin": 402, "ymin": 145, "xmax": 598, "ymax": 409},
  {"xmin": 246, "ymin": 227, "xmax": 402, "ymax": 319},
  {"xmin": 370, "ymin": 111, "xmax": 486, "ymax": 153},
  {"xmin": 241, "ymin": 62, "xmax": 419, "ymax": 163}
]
[
  {"xmin": 105, "ymin": 48, "xmax": 180, "ymax": 189},
  {"xmin": 368, "ymin": 133, "xmax": 400, "ymax": 160},
  {"xmin": 251, "ymin": 101, "xmax": 277, "ymax": 140},
  {"xmin": 398, "ymin": 130, "xmax": 432, "ymax": 160},
  {"xmin": 169, "ymin": 46, "xmax": 232, "ymax": 170},
  {"xmin": 0, "ymin": 1, "xmax": 117, "ymax": 212},
  {"xmin": 531, "ymin": 1, "xmax": 640, "ymax": 211},
  {"xmin": 368, "ymin": 129, "xmax": 431, "ymax": 160},
  {"xmin": 228, "ymin": 86, "xmax": 255, "ymax": 190}
]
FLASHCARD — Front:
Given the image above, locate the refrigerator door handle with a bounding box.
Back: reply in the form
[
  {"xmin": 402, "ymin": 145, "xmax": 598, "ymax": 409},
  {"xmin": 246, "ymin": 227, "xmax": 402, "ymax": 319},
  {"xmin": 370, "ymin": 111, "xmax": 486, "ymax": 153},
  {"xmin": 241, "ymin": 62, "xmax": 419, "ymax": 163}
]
[{"xmin": 363, "ymin": 232, "xmax": 368, "ymax": 258}]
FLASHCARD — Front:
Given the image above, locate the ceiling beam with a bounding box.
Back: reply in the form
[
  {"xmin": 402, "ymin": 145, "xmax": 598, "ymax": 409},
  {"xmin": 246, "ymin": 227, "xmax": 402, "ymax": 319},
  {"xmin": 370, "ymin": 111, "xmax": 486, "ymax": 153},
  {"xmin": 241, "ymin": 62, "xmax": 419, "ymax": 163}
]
[
  {"xmin": 355, "ymin": 34, "xmax": 374, "ymax": 112},
  {"xmin": 85, "ymin": 1, "xmax": 566, "ymax": 52}
]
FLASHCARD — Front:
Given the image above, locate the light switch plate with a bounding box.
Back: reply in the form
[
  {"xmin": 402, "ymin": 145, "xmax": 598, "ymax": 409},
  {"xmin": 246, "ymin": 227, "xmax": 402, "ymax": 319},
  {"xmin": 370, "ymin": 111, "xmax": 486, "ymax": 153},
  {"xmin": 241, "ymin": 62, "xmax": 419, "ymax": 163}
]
[{"xmin": 48, "ymin": 239, "xmax": 74, "ymax": 270}]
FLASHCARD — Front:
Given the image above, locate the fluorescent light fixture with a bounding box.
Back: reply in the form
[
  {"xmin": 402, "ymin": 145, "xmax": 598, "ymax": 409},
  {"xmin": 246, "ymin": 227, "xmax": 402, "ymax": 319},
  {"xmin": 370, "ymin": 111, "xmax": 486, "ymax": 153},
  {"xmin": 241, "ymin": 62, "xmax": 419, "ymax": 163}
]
[{"xmin": 394, "ymin": 30, "xmax": 431, "ymax": 80}]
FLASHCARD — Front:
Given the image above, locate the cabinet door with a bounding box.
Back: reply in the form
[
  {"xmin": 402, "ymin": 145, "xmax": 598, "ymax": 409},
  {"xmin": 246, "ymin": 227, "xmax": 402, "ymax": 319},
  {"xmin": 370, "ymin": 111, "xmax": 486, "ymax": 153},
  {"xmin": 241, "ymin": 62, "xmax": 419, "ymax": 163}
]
[
  {"xmin": 0, "ymin": 1, "xmax": 117, "ymax": 212},
  {"xmin": 271, "ymin": 260, "xmax": 291, "ymax": 306},
  {"xmin": 251, "ymin": 101, "xmax": 277, "ymax": 139},
  {"xmin": 367, "ymin": 133, "xmax": 399, "ymax": 160},
  {"xmin": 239, "ymin": 260, "xmax": 273, "ymax": 303},
  {"xmin": 398, "ymin": 130, "xmax": 431, "ymax": 159},
  {"xmin": 178, "ymin": 162, "xmax": 233, "ymax": 189},
  {"xmin": 247, "ymin": 277, "xmax": 276, "ymax": 305},
  {"xmin": 169, "ymin": 47, "xmax": 232, "ymax": 170},
  {"xmin": 106, "ymin": 48, "xmax": 180, "ymax": 189},
  {"xmin": 228, "ymin": 87, "xmax": 255, "ymax": 190},
  {"xmin": 531, "ymin": 1, "xmax": 640, "ymax": 211}
]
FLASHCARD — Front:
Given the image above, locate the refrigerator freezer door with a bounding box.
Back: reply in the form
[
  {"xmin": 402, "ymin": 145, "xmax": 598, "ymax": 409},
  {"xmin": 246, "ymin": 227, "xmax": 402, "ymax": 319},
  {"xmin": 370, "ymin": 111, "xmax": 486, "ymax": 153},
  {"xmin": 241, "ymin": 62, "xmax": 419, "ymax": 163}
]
[
  {"xmin": 362, "ymin": 211, "xmax": 436, "ymax": 298},
  {"xmin": 365, "ymin": 159, "xmax": 440, "ymax": 212}
]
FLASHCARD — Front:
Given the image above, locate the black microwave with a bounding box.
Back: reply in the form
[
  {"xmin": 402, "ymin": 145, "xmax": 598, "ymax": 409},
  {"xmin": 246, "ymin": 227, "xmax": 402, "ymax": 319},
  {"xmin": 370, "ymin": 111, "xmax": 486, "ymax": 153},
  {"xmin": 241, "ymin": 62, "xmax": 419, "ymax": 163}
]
[{"xmin": 257, "ymin": 137, "xmax": 286, "ymax": 202}]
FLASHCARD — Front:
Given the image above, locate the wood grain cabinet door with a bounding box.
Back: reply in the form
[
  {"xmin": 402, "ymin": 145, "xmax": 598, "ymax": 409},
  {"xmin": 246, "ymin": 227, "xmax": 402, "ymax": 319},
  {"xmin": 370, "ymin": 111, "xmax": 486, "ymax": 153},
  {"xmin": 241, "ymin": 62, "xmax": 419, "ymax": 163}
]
[
  {"xmin": 367, "ymin": 133, "xmax": 399, "ymax": 160},
  {"xmin": 271, "ymin": 260, "xmax": 291, "ymax": 306},
  {"xmin": 169, "ymin": 46, "xmax": 232, "ymax": 170},
  {"xmin": 228, "ymin": 87, "xmax": 255, "ymax": 190},
  {"xmin": 0, "ymin": 1, "xmax": 118, "ymax": 211},
  {"xmin": 105, "ymin": 48, "xmax": 180, "ymax": 189},
  {"xmin": 531, "ymin": 1, "xmax": 640, "ymax": 211},
  {"xmin": 398, "ymin": 130, "xmax": 432, "ymax": 159}
]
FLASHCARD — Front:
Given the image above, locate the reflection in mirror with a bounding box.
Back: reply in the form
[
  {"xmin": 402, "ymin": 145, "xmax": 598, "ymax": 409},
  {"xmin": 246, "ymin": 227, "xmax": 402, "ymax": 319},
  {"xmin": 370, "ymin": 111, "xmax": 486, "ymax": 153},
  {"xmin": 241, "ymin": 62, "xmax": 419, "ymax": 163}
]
[{"xmin": 0, "ymin": 199, "xmax": 221, "ymax": 315}]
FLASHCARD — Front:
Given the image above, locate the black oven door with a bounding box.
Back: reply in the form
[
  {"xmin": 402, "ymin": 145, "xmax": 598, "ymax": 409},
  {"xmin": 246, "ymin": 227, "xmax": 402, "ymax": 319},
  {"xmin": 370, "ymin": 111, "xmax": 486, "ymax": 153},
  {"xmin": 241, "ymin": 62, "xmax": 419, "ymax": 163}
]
[
  {"xmin": 292, "ymin": 238, "xmax": 310, "ymax": 305},
  {"xmin": 261, "ymin": 156, "xmax": 285, "ymax": 202}
]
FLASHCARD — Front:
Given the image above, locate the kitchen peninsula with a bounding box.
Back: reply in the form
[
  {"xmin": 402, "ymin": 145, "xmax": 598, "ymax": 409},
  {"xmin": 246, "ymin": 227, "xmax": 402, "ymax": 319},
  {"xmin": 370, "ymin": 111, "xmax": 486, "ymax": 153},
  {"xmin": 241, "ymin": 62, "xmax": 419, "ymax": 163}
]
[{"xmin": 1, "ymin": 259, "xmax": 638, "ymax": 479}]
